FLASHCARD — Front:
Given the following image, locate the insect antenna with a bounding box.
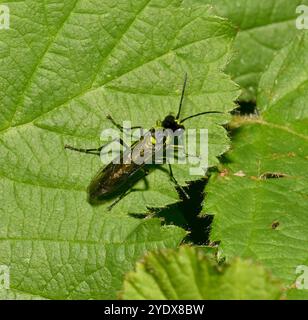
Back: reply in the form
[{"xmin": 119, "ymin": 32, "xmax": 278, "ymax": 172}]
[
  {"xmin": 175, "ymin": 72, "xmax": 188, "ymax": 120},
  {"xmin": 175, "ymin": 73, "xmax": 223, "ymax": 123},
  {"xmin": 180, "ymin": 111, "xmax": 223, "ymax": 123}
]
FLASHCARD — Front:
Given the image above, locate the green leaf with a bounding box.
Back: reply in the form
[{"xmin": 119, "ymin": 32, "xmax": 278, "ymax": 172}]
[
  {"xmin": 204, "ymin": 33, "xmax": 308, "ymax": 293},
  {"xmin": 0, "ymin": 0, "xmax": 239, "ymax": 215},
  {"xmin": 285, "ymin": 288, "xmax": 308, "ymax": 300},
  {"xmin": 199, "ymin": 0, "xmax": 308, "ymax": 100},
  {"xmin": 0, "ymin": 215, "xmax": 185, "ymax": 299},
  {"xmin": 121, "ymin": 246, "xmax": 282, "ymax": 299},
  {"xmin": 0, "ymin": 0, "xmax": 241, "ymax": 299},
  {"xmin": 0, "ymin": 289, "xmax": 48, "ymax": 300}
]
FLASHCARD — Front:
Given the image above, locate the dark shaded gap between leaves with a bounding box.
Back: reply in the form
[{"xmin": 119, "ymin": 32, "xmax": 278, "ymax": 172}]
[
  {"xmin": 231, "ymin": 99, "xmax": 258, "ymax": 116},
  {"xmin": 131, "ymin": 178, "xmax": 214, "ymax": 246}
]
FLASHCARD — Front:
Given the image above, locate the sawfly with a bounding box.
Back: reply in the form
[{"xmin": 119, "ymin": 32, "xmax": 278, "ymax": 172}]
[{"xmin": 65, "ymin": 73, "xmax": 222, "ymax": 209}]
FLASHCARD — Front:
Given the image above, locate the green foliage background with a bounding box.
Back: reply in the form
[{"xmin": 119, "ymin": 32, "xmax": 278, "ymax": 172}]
[{"xmin": 0, "ymin": 0, "xmax": 307, "ymax": 299}]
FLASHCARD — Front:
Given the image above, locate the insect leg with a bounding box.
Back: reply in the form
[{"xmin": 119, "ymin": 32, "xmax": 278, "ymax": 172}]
[
  {"xmin": 65, "ymin": 138, "xmax": 128, "ymax": 156},
  {"xmin": 107, "ymin": 188, "xmax": 132, "ymax": 211},
  {"xmin": 108, "ymin": 169, "xmax": 149, "ymax": 210},
  {"xmin": 106, "ymin": 115, "xmax": 142, "ymax": 132},
  {"xmin": 167, "ymin": 144, "xmax": 201, "ymax": 160},
  {"xmin": 167, "ymin": 163, "xmax": 190, "ymax": 199},
  {"xmin": 64, "ymin": 145, "xmax": 103, "ymax": 155},
  {"xmin": 130, "ymin": 168, "xmax": 150, "ymax": 191},
  {"xmin": 142, "ymin": 167, "xmax": 150, "ymax": 175}
]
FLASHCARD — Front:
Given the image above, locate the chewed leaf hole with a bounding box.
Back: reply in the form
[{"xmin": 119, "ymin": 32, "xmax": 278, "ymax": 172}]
[{"xmin": 260, "ymin": 172, "xmax": 288, "ymax": 179}]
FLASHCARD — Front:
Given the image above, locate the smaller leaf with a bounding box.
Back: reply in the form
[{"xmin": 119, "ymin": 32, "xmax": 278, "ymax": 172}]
[
  {"xmin": 202, "ymin": 0, "xmax": 308, "ymax": 100},
  {"xmin": 285, "ymin": 288, "xmax": 308, "ymax": 300},
  {"xmin": 203, "ymin": 33, "xmax": 308, "ymax": 287},
  {"xmin": 121, "ymin": 246, "xmax": 282, "ymax": 300}
]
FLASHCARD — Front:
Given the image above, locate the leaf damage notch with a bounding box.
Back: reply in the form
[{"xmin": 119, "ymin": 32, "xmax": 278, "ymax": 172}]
[{"xmin": 259, "ymin": 172, "xmax": 289, "ymax": 180}]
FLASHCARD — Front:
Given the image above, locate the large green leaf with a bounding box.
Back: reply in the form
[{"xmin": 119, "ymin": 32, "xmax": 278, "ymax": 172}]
[
  {"xmin": 0, "ymin": 216, "xmax": 185, "ymax": 299},
  {"xmin": 0, "ymin": 0, "xmax": 239, "ymax": 214},
  {"xmin": 200, "ymin": 0, "xmax": 308, "ymax": 100},
  {"xmin": 121, "ymin": 246, "xmax": 282, "ymax": 299},
  {"xmin": 0, "ymin": 0, "xmax": 240, "ymax": 299},
  {"xmin": 204, "ymin": 33, "xmax": 308, "ymax": 297}
]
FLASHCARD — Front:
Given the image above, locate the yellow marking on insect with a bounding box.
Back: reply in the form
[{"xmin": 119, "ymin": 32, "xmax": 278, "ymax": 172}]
[
  {"xmin": 151, "ymin": 136, "xmax": 156, "ymax": 145},
  {"xmin": 165, "ymin": 136, "xmax": 172, "ymax": 144}
]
